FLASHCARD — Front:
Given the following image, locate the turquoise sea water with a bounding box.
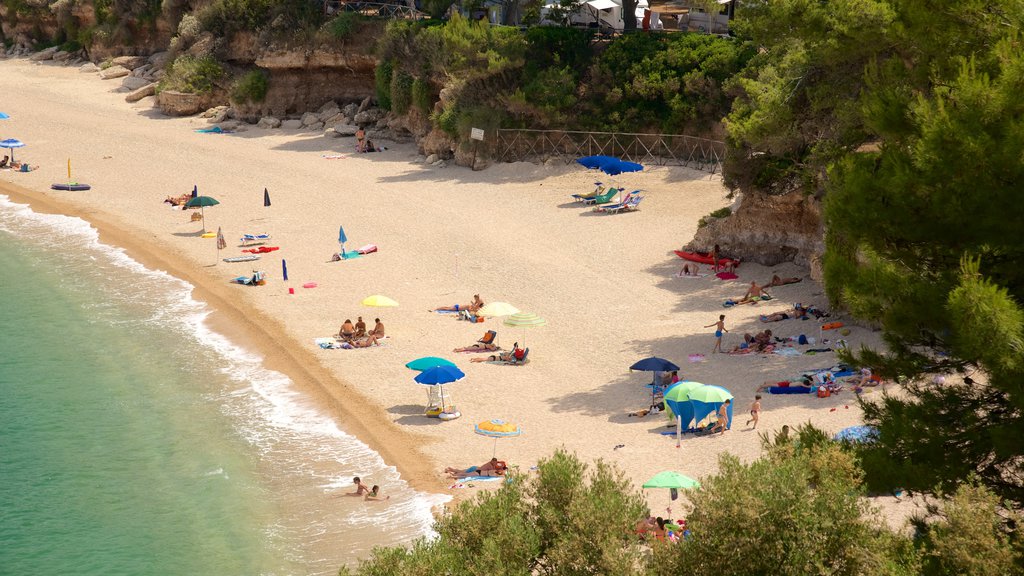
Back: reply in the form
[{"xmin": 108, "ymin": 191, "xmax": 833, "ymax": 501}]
[{"xmin": 0, "ymin": 195, "xmax": 443, "ymax": 575}]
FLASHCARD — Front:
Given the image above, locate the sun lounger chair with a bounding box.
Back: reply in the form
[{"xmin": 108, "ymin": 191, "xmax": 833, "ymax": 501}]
[
  {"xmin": 478, "ymin": 330, "xmax": 497, "ymax": 345},
  {"xmin": 595, "ymin": 193, "xmax": 644, "ymax": 214},
  {"xmin": 241, "ymin": 233, "xmax": 271, "ymax": 245},
  {"xmin": 570, "ymin": 182, "xmax": 607, "ymax": 202},
  {"xmin": 508, "ymin": 347, "xmax": 529, "ymax": 365},
  {"xmin": 232, "ymin": 270, "xmax": 266, "ymax": 286},
  {"xmin": 581, "ymin": 188, "xmax": 621, "ymax": 205}
]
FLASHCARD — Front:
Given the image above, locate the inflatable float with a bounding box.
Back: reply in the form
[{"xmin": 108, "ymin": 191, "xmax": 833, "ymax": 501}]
[
  {"xmin": 223, "ymin": 255, "xmax": 260, "ymax": 263},
  {"xmin": 674, "ymin": 250, "xmax": 740, "ymax": 268},
  {"xmin": 51, "ymin": 183, "xmax": 91, "ymax": 191}
]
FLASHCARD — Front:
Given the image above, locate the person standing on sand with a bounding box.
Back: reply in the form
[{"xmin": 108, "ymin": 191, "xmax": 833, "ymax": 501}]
[
  {"xmin": 710, "ymin": 399, "xmax": 731, "ymax": 435},
  {"xmin": 704, "ymin": 314, "xmax": 727, "ymax": 353},
  {"xmin": 746, "ymin": 395, "xmax": 762, "ymax": 428}
]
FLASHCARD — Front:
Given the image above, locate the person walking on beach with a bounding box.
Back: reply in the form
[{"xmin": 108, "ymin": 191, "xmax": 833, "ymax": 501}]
[
  {"xmin": 710, "ymin": 399, "xmax": 731, "ymax": 435},
  {"xmin": 746, "ymin": 395, "xmax": 762, "ymax": 428},
  {"xmin": 704, "ymin": 314, "xmax": 727, "ymax": 353}
]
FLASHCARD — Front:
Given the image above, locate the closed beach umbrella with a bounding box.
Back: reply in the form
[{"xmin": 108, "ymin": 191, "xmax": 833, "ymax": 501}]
[
  {"xmin": 184, "ymin": 195, "xmax": 220, "ymax": 233},
  {"xmin": 405, "ymin": 356, "xmax": 456, "ymax": 371},
  {"xmin": 362, "ymin": 294, "xmax": 398, "ymax": 307},
  {"xmin": 338, "ymin": 225, "xmax": 348, "ymax": 255},
  {"xmin": 475, "ymin": 418, "xmax": 521, "ymax": 458},
  {"xmin": 282, "ymin": 259, "xmax": 288, "ymax": 281},
  {"xmin": 477, "ymin": 302, "xmax": 519, "ymax": 317},
  {"xmin": 664, "ymin": 381, "xmax": 704, "ymax": 447},
  {"xmin": 0, "ymin": 138, "xmax": 25, "ymax": 162},
  {"xmin": 215, "ymin": 226, "xmax": 226, "ymax": 264},
  {"xmin": 503, "ymin": 311, "xmax": 546, "ymax": 346},
  {"xmin": 191, "ymin": 184, "xmax": 198, "ymax": 199},
  {"xmin": 263, "ymin": 187, "xmax": 271, "ymax": 207},
  {"xmin": 642, "ymin": 470, "xmax": 700, "ymax": 490}
]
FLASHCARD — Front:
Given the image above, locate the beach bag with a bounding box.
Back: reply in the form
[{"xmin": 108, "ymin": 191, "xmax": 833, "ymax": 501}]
[
  {"xmin": 817, "ymin": 387, "xmax": 831, "ymax": 398},
  {"xmin": 797, "ymin": 334, "xmax": 808, "ymax": 345}
]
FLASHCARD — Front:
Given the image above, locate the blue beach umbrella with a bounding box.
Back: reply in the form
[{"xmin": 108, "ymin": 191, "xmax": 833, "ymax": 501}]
[
  {"xmin": 576, "ymin": 155, "xmax": 618, "ymax": 169},
  {"xmin": 0, "ymin": 112, "xmax": 9, "ymax": 119},
  {"xmin": 835, "ymin": 425, "xmax": 878, "ymax": 443},
  {"xmin": 600, "ymin": 160, "xmax": 644, "ymax": 176},
  {"xmin": 405, "ymin": 356, "xmax": 457, "ymax": 371},
  {"xmin": 338, "ymin": 225, "xmax": 348, "ymax": 255},
  {"xmin": 631, "ymin": 356, "xmax": 680, "ymax": 404},
  {"xmin": 415, "ymin": 364, "xmax": 465, "ymax": 413},
  {"xmin": 0, "ymin": 138, "xmax": 25, "ymax": 162}
]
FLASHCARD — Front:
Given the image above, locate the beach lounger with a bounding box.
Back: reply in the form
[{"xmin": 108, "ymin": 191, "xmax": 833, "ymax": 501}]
[
  {"xmin": 581, "ymin": 188, "xmax": 620, "ymax": 205},
  {"xmin": 494, "ymin": 347, "xmax": 529, "ymax": 365},
  {"xmin": 241, "ymin": 233, "xmax": 271, "ymax": 245},
  {"xmin": 594, "ymin": 193, "xmax": 643, "ymax": 214},
  {"xmin": 232, "ymin": 271, "xmax": 266, "ymax": 286},
  {"xmin": 570, "ymin": 183, "xmax": 609, "ymax": 202},
  {"xmin": 478, "ymin": 330, "xmax": 497, "ymax": 345}
]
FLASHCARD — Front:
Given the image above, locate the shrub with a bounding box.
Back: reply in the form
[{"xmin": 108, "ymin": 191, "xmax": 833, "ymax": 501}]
[
  {"xmin": 158, "ymin": 55, "xmax": 225, "ymax": 94},
  {"xmin": 321, "ymin": 11, "xmax": 362, "ymax": 41},
  {"xmin": 231, "ymin": 69, "xmax": 268, "ymax": 104},
  {"xmin": 697, "ymin": 206, "xmax": 731, "ymax": 228},
  {"xmin": 411, "ymin": 77, "xmax": 432, "ymax": 114},
  {"xmin": 389, "ymin": 69, "xmax": 413, "ymax": 115},
  {"xmin": 374, "ymin": 60, "xmax": 393, "ymax": 111}
]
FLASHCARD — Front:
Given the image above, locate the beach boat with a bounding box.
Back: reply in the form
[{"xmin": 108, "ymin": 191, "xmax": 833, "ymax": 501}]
[{"xmin": 673, "ymin": 250, "xmax": 740, "ymax": 268}]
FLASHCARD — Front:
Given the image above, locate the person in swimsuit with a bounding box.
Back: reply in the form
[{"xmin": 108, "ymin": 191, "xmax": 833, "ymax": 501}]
[
  {"xmin": 746, "ymin": 395, "xmax": 762, "ymax": 428},
  {"xmin": 349, "ymin": 476, "xmax": 370, "ymax": 496},
  {"xmin": 369, "ymin": 318, "xmax": 385, "ymax": 338},
  {"xmin": 454, "ymin": 342, "xmax": 500, "ymax": 353},
  {"xmin": 445, "ymin": 458, "xmax": 499, "ymax": 478},
  {"xmin": 364, "ymin": 485, "xmax": 390, "ymax": 501},
  {"xmin": 353, "ymin": 316, "xmax": 367, "ymax": 339},
  {"xmin": 337, "ymin": 319, "xmax": 356, "ymax": 341},
  {"xmin": 704, "ymin": 314, "xmax": 727, "ymax": 353},
  {"xmin": 349, "ymin": 334, "xmax": 380, "ymax": 347},
  {"xmin": 736, "ymin": 281, "xmax": 771, "ymax": 304},
  {"xmin": 760, "ymin": 311, "xmax": 791, "ymax": 322},
  {"xmin": 710, "ymin": 399, "xmax": 731, "ymax": 435},
  {"xmin": 470, "ymin": 344, "xmax": 525, "ymax": 363},
  {"xmin": 765, "ymin": 274, "xmax": 802, "ymax": 287},
  {"xmin": 430, "ymin": 294, "xmax": 484, "ymax": 313}
]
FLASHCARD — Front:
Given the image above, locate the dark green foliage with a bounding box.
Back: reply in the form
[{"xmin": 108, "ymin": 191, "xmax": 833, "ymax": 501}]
[
  {"xmin": 389, "ymin": 69, "xmax": 413, "ymax": 115},
  {"xmin": 652, "ymin": 438, "xmax": 919, "ymax": 575},
  {"xmin": 411, "ymin": 77, "xmax": 432, "ymax": 114},
  {"xmin": 587, "ymin": 32, "xmax": 752, "ymax": 133},
  {"xmin": 374, "ymin": 60, "xmax": 393, "ymax": 111},
  {"xmin": 158, "ymin": 55, "xmax": 224, "ymax": 94},
  {"xmin": 341, "ymin": 450, "xmax": 648, "ymax": 575},
  {"xmin": 198, "ymin": 0, "xmax": 323, "ymax": 36},
  {"xmin": 321, "ymin": 12, "xmax": 363, "ymax": 41},
  {"xmin": 697, "ymin": 206, "xmax": 731, "ymax": 228},
  {"xmin": 231, "ymin": 69, "xmax": 268, "ymax": 104},
  {"xmin": 421, "ymin": 0, "xmax": 456, "ymax": 20}
]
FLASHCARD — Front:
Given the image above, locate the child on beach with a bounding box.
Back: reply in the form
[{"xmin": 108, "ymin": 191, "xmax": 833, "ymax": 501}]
[
  {"xmin": 349, "ymin": 476, "xmax": 370, "ymax": 496},
  {"xmin": 710, "ymin": 399, "xmax": 731, "ymax": 435},
  {"xmin": 746, "ymin": 395, "xmax": 762, "ymax": 429},
  {"xmin": 704, "ymin": 314, "xmax": 727, "ymax": 353},
  {"xmin": 364, "ymin": 485, "xmax": 390, "ymax": 501}
]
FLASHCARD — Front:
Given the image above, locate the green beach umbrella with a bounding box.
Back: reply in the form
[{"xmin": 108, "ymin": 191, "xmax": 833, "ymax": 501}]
[
  {"xmin": 643, "ymin": 471, "xmax": 700, "ymax": 490},
  {"xmin": 686, "ymin": 385, "xmax": 733, "ymax": 403},
  {"xmin": 664, "ymin": 381, "xmax": 705, "ymax": 447},
  {"xmin": 503, "ymin": 311, "xmax": 546, "ymax": 347},
  {"xmin": 184, "ymin": 195, "xmax": 220, "ymax": 233},
  {"xmin": 405, "ymin": 356, "xmax": 456, "ymax": 371}
]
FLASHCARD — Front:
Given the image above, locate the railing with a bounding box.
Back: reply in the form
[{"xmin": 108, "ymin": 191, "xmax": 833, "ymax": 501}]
[
  {"xmin": 323, "ymin": 0, "xmax": 428, "ymax": 20},
  {"xmin": 493, "ymin": 129, "xmax": 726, "ymax": 174}
]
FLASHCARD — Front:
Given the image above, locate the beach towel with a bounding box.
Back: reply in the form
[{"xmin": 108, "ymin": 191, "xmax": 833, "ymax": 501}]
[
  {"xmin": 716, "ymin": 272, "xmax": 739, "ymax": 280},
  {"xmin": 314, "ymin": 337, "xmax": 388, "ymax": 349},
  {"xmin": 355, "ymin": 244, "xmax": 378, "ymax": 254},
  {"xmin": 688, "ymin": 354, "xmax": 706, "ymax": 363},
  {"xmin": 332, "ymin": 251, "xmax": 362, "ymax": 261},
  {"xmin": 676, "ymin": 272, "xmax": 709, "ymax": 279},
  {"xmin": 322, "ymin": 154, "xmax": 347, "ymax": 159},
  {"xmin": 769, "ymin": 386, "xmax": 814, "ymax": 394},
  {"xmin": 773, "ymin": 348, "xmax": 803, "ymax": 357},
  {"xmin": 195, "ymin": 126, "xmax": 226, "ymax": 134},
  {"xmin": 243, "ymin": 246, "xmax": 279, "ymax": 254},
  {"xmin": 457, "ymin": 475, "xmax": 505, "ymax": 482}
]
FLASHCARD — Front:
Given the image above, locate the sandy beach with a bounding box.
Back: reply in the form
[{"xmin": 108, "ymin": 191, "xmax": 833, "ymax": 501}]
[{"xmin": 0, "ymin": 58, "xmax": 900, "ymax": 528}]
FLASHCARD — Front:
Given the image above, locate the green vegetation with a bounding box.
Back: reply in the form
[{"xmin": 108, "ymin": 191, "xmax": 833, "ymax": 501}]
[
  {"xmin": 320, "ymin": 12, "xmax": 364, "ymax": 41},
  {"xmin": 158, "ymin": 55, "xmax": 224, "ymax": 94},
  {"xmin": 231, "ymin": 69, "xmax": 268, "ymax": 104},
  {"xmin": 374, "ymin": 59, "xmax": 393, "ymax": 111},
  {"xmin": 697, "ymin": 206, "xmax": 730, "ymax": 228},
  {"xmin": 721, "ymin": 0, "xmax": 1024, "ymax": 512},
  {"xmin": 342, "ymin": 436, "xmax": 1021, "ymax": 575}
]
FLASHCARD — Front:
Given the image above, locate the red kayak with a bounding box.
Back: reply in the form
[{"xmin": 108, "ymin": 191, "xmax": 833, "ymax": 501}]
[
  {"xmin": 243, "ymin": 246, "xmax": 280, "ymax": 254},
  {"xmin": 674, "ymin": 250, "xmax": 740, "ymax": 267}
]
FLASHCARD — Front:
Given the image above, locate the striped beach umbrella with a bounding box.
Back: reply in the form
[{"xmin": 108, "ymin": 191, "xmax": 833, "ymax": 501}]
[
  {"xmin": 475, "ymin": 419, "xmax": 521, "ymax": 457},
  {"xmin": 503, "ymin": 312, "xmax": 545, "ymax": 347},
  {"xmin": 477, "ymin": 302, "xmax": 519, "ymax": 317}
]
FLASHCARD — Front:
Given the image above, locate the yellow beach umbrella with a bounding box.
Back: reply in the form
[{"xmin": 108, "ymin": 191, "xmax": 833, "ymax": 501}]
[
  {"xmin": 475, "ymin": 419, "xmax": 522, "ymax": 458},
  {"xmin": 477, "ymin": 302, "xmax": 519, "ymax": 317},
  {"xmin": 362, "ymin": 294, "xmax": 399, "ymax": 307}
]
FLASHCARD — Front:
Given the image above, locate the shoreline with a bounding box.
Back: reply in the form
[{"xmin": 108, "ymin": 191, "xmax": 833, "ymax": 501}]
[{"xmin": 0, "ymin": 178, "xmax": 449, "ymax": 502}]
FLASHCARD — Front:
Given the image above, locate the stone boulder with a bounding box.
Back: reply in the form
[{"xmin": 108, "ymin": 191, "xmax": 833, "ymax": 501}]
[
  {"xmin": 148, "ymin": 51, "xmax": 171, "ymax": 69},
  {"xmin": 318, "ymin": 100, "xmax": 339, "ymax": 113},
  {"xmin": 281, "ymin": 119, "xmax": 303, "ymax": 129},
  {"xmin": 318, "ymin": 106, "xmax": 341, "ymax": 122},
  {"xmin": 52, "ymin": 51, "xmax": 72, "ymax": 62},
  {"xmin": 208, "ymin": 108, "xmax": 229, "ymax": 123},
  {"xmin": 99, "ymin": 65, "xmax": 131, "ymax": 80},
  {"xmin": 332, "ymin": 124, "xmax": 359, "ymax": 136},
  {"xmin": 157, "ymin": 90, "xmax": 209, "ymax": 116},
  {"xmin": 80, "ymin": 62, "xmax": 99, "ymax": 73},
  {"xmin": 324, "ymin": 128, "xmax": 341, "ymax": 138},
  {"xmin": 342, "ymin": 103, "xmax": 358, "ymax": 119},
  {"xmin": 354, "ymin": 108, "xmax": 385, "ymax": 126},
  {"xmin": 125, "ymin": 83, "xmax": 157, "ymax": 103},
  {"xmin": 300, "ymin": 112, "xmax": 320, "ymax": 126},
  {"xmin": 112, "ymin": 55, "xmax": 147, "ymax": 70},
  {"xmin": 306, "ymin": 121, "xmax": 324, "ymax": 131},
  {"xmin": 121, "ymin": 76, "xmax": 151, "ymax": 91},
  {"xmin": 257, "ymin": 116, "xmax": 281, "ymax": 129},
  {"xmin": 30, "ymin": 46, "xmax": 59, "ymax": 61},
  {"xmin": 322, "ymin": 112, "xmax": 347, "ymax": 125},
  {"xmin": 357, "ymin": 95, "xmax": 372, "ymax": 113}
]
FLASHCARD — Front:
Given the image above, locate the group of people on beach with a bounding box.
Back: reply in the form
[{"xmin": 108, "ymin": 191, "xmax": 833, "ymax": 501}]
[{"xmin": 336, "ymin": 316, "xmax": 385, "ymax": 347}]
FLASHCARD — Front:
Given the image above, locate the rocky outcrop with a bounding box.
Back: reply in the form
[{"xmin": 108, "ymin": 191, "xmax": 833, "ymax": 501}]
[
  {"xmin": 99, "ymin": 65, "xmax": 131, "ymax": 79},
  {"xmin": 157, "ymin": 90, "xmax": 216, "ymax": 116},
  {"xmin": 125, "ymin": 83, "xmax": 157, "ymax": 103},
  {"xmin": 688, "ymin": 190, "xmax": 825, "ymax": 278}
]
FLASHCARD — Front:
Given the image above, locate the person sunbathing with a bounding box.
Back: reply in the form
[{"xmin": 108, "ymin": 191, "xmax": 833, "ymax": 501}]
[
  {"xmin": 0, "ymin": 155, "xmax": 8, "ymax": 168},
  {"xmin": 454, "ymin": 342, "xmax": 499, "ymax": 353},
  {"xmin": 350, "ymin": 334, "xmax": 381, "ymax": 348},
  {"xmin": 760, "ymin": 311, "xmax": 791, "ymax": 322},
  {"xmin": 765, "ymin": 274, "xmax": 802, "ymax": 287},
  {"xmin": 446, "ymin": 458, "xmax": 503, "ymax": 478},
  {"xmin": 470, "ymin": 344, "xmax": 525, "ymax": 363},
  {"xmin": 431, "ymin": 294, "xmax": 484, "ymax": 313},
  {"xmin": 337, "ymin": 319, "xmax": 356, "ymax": 341},
  {"xmin": 736, "ymin": 281, "xmax": 771, "ymax": 304}
]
